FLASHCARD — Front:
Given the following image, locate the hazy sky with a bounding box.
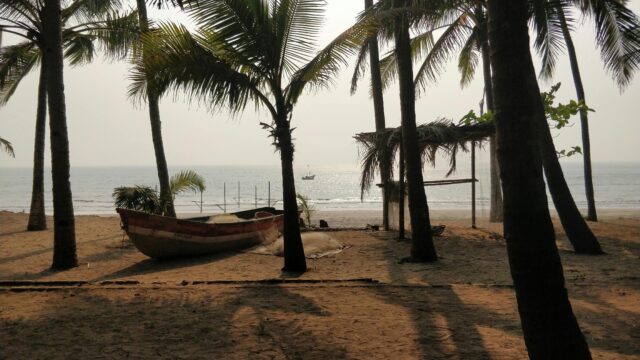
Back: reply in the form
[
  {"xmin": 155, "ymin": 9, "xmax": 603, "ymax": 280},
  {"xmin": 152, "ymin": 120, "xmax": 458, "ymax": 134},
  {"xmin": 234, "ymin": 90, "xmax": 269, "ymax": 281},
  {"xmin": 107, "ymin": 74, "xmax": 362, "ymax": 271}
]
[{"xmin": 1, "ymin": 1, "xmax": 639, "ymax": 171}]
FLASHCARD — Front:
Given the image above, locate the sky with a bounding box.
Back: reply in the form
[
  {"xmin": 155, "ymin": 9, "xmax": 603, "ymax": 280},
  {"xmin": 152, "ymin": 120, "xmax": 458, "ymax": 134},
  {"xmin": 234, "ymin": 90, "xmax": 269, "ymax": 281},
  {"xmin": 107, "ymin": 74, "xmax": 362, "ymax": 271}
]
[{"xmin": 1, "ymin": 1, "xmax": 639, "ymax": 171}]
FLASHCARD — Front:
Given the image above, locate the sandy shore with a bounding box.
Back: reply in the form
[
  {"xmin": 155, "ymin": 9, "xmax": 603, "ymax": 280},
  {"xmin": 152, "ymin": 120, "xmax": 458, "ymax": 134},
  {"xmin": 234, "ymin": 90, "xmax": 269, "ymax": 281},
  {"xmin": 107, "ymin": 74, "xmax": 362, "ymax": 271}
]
[{"xmin": 1, "ymin": 209, "xmax": 639, "ymax": 359}]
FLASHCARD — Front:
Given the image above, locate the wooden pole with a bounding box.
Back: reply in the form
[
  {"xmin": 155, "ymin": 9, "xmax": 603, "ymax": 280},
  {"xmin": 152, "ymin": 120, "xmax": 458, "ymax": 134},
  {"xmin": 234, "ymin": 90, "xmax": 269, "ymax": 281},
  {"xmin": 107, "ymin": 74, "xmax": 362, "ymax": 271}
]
[
  {"xmin": 471, "ymin": 140, "xmax": 477, "ymax": 228},
  {"xmin": 399, "ymin": 141, "xmax": 405, "ymax": 240}
]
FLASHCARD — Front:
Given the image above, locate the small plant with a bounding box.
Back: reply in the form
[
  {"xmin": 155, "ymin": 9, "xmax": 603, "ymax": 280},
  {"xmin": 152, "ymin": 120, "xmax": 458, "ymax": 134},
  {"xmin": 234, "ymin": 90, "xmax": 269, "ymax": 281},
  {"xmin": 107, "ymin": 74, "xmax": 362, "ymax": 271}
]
[
  {"xmin": 296, "ymin": 193, "xmax": 315, "ymax": 228},
  {"xmin": 113, "ymin": 170, "xmax": 207, "ymax": 215}
]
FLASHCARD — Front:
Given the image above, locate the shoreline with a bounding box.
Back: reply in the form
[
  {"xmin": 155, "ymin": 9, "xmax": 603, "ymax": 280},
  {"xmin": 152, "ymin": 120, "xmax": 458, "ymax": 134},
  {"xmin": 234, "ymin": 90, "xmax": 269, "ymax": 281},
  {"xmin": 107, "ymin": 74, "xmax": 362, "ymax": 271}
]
[{"xmin": 33, "ymin": 207, "xmax": 640, "ymax": 228}]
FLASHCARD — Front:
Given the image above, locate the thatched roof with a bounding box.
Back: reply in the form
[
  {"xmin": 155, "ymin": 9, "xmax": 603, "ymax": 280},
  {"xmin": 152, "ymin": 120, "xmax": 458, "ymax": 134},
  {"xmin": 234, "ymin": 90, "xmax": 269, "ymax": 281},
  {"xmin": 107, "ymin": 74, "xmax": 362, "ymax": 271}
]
[{"xmin": 354, "ymin": 119, "xmax": 495, "ymax": 195}]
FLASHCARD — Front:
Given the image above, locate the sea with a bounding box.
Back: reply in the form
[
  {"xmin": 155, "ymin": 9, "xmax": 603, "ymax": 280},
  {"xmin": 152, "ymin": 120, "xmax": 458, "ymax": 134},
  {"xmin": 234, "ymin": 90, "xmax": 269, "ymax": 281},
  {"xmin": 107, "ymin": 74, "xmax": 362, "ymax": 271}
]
[{"xmin": 0, "ymin": 162, "xmax": 638, "ymax": 215}]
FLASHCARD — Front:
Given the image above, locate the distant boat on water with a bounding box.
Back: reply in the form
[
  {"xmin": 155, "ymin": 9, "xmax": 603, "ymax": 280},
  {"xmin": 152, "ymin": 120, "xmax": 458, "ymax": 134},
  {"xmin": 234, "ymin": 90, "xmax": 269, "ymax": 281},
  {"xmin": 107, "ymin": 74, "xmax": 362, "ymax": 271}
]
[{"xmin": 302, "ymin": 172, "xmax": 316, "ymax": 180}]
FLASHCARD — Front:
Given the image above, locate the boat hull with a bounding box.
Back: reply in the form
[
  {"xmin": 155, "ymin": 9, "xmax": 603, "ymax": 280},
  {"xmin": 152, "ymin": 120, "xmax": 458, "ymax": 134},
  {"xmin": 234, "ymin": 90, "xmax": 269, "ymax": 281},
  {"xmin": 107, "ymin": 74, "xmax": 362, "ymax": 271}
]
[{"xmin": 117, "ymin": 208, "xmax": 283, "ymax": 259}]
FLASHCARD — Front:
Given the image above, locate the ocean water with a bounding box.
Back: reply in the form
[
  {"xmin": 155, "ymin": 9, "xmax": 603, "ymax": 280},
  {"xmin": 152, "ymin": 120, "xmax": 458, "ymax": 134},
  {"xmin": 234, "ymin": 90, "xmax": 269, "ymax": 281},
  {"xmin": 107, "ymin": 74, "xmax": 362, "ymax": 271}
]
[{"xmin": 0, "ymin": 162, "xmax": 638, "ymax": 215}]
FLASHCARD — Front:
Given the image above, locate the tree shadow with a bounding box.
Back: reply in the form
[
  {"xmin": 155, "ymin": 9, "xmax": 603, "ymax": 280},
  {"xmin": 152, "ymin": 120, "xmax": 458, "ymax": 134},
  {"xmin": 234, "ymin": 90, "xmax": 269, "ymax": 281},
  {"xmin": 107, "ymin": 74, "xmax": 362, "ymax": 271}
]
[
  {"xmin": 0, "ymin": 285, "xmax": 347, "ymax": 359},
  {"xmin": 91, "ymin": 251, "xmax": 242, "ymax": 282}
]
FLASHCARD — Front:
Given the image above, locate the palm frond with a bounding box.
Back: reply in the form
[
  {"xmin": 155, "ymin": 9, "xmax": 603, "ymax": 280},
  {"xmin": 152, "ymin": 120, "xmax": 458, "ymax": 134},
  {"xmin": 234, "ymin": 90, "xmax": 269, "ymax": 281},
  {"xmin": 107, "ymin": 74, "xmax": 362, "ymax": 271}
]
[
  {"xmin": 81, "ymin": 9, "xmax": 140, "ymax": 61},
  {"xmin": 0, "ymin": 42, "xmax": 39, "ymax": 105},
  {"xmin": 285, "ymin": 18, "xmax": 371, "ymax": 106},
  {"xmin": 530, "ymin": 0, "xmax": 570, "ymax": 80},
  {"xmin": 170, "ymin": 169, "xmax": 206, "ymax": 196},
  {"xmin": 185, "ymin": 0, "xmax": 275, "ymax": 74},
  {"xmin": 0, "ymin": 0, "xmax": 40, "ymax": 27},
  {"xmin": 414, "ymin": 14, "xmax": 473, "ymax": 96},
  {"xmin": 349, "ymin": 39, "xmax": 369, "ymax": 95},
  {"xmin": 64, "ymin": 0, "xmax": 124, "ymax": 24},
  {"xmin": 457, "ymin": 25, "xmax": 479, "ymax": 87},
  {"xmin": 575, "ymin": 0, "xmax": 640, "ymax": 88},
  {"xmin": 129, "ymin": 23, "xmax": 261, "ymax": 114},
  {"xmin": 0, "ymin": 136, "xmax": 15, "ymax": 157},
  {"xmin": 276, "ymin": 0, "xmax": 326, "ymax": 79},
  {"xmin": 112, "ymin": 185, "xmax": 161, "ymax": 214},
  {"xmin": 63, "ymin": 33, "xmax": 95, "ymax": 65}
]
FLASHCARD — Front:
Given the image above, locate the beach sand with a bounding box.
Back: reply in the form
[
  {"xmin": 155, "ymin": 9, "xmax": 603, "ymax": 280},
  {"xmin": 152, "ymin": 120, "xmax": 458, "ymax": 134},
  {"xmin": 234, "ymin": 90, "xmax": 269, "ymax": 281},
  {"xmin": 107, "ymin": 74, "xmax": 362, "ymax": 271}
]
[{"xmin": 1, "ymin": 209, "xmax": 639, "ymax": 359}]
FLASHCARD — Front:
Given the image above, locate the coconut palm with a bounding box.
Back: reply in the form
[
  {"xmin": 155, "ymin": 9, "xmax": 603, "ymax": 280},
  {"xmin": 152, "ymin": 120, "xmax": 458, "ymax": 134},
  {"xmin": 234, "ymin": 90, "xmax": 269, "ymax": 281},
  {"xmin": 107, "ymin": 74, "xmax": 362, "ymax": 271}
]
[
  {"xmin": 487, "ymin": 0, "xmax": 591, "ymax": 356},
  {"xmin": 391, "ymin": 0, "xmax": 438, "ymax": 261},
  {"xmin": 531, "ymin": 0, "xmax": 640, "ymax": 222},
  {"xmin": 1, "ymin": 0, "xmax": 136, "ymax": 269},
  {"xmin": 361, "ymin": 0, "xmax": 391, "ymax": 230},
  {"xmin": 0, "ymin": 0, "xmax": 138, "ymax": 231},
  {"xmin": 133, "ymin": 0, "xmax": 176, "ymax": 218},
  {"xmin": 129, "ymin": 0, "xmax": 371, "ymax": 272}
]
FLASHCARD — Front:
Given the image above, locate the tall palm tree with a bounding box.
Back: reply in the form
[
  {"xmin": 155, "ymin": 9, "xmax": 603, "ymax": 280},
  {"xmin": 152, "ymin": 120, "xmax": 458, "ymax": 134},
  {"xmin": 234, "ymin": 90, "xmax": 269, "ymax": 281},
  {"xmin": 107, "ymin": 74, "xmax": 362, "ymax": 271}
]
[
  {"xmin": 0, "ymin": 0, "xmax": 138, "ymax": 231},
  {"xmin": 392, "ymin": 0, "xmax": 438, "ymax": 261},
  {"xmin": 43, "ymin": 0, "xmax": 76, "ymax": 270},
  {"xmin": 134, "ymin": 0, "xmax": 175, "ymax": 217},
  {"xmin": 130, "ymin": 0, "xmax": 366, "ymax": 272},
  {"xmin": 363, "ymin": 0, "xmax": 391, "ymax": 231},
  {"xmin": 531, "ymin": 0, "xmax": 640, "ymax": 222},
  {"xmin": 487, "ymin": 0, "xmax": 591, "ymax": 356}
]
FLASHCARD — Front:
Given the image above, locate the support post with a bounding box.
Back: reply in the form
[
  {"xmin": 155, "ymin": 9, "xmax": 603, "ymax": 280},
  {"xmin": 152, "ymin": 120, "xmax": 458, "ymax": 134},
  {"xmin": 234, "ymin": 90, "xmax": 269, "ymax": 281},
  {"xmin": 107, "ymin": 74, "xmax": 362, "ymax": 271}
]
[
  {"xmin": 399, "ymin": 141, "xmax": 405, "ymax": 240},
  {"xmin": 471, "ymin": 140, "xmax": 477, "ymax": 229}
]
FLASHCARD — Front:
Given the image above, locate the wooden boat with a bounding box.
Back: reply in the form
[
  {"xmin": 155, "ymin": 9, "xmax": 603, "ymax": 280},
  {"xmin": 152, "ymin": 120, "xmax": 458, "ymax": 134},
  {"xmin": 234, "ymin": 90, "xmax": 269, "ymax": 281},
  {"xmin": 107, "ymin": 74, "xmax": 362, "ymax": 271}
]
[{"xmin": 116, "ymin": 207, "xmax": 284, "ymax": 259}]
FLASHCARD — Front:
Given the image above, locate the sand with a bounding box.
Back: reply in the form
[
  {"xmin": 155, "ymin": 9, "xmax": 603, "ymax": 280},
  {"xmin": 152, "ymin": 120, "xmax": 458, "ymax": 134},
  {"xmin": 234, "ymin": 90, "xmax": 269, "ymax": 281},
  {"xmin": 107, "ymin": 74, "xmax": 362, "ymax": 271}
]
[{"xmin": 1, "ymin": 209, "xmax": 639, "ymax": 359}]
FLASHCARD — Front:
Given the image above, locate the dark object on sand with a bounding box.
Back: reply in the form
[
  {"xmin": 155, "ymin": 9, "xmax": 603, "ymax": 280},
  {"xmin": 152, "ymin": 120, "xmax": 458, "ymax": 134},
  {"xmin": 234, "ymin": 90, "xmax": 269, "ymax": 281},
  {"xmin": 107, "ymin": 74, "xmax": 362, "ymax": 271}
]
[
  {"xmin": 319, "ymin": 219, "xmax": 329, "ymax": 228},
  {"xmin": 116, "ymin": 207, "xmax": 284, "ymax": 259},
  {"xmin": 431, "ymin": 225, "xmax": 446, "ymax": 236}
]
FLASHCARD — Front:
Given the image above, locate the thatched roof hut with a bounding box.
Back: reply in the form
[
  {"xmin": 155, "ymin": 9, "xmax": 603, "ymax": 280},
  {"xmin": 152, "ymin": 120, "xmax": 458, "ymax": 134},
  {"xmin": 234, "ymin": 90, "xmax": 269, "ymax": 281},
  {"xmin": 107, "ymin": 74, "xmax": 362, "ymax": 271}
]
[{"xmin": 354, "ymin": 119, "xmax": 495, "ymax": 195}]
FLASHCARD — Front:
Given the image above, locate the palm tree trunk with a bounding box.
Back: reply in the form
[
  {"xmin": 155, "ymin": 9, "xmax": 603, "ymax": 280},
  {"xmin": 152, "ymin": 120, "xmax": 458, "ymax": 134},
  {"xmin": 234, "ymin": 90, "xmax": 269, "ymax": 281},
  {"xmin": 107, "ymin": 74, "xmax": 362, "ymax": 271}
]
[
  {"xmin": 135, "ymin": 0, "xmax": 175, "ymax": 217},
  {"xmin": 393, "ymin": 0, "xmax": 437, "ymax": 261},
  {"xmin": 478, "ymin": 9, "xmax": 503, "ymax": 223},
  {"xmin": 148, "ymin": 93, "xmax": 175, "ymax": 217},
  {"xmin": 557, "ymin": 8, "xmax": 597, "ymax": 222},
  {"xmin": 487, "ymin": 0, "xmax": 591, "ymax": 357},
  {"xmin": 540, "ymin": 120, "xmax": 604, "ymax": 254},
  {"xmin": 275, "ymin": 118, "xmax": 307, "ymax": 272},
  {"xmin": 43, "ymin": 0, "xmax": 78, "ymax": 270},
  {"xmin": 365, "ymin": 0, "xmax": 390, "ymax": 231},
  {"xmin": 27, "ymin": 62, "xmax": 48, "ymax": 231}
]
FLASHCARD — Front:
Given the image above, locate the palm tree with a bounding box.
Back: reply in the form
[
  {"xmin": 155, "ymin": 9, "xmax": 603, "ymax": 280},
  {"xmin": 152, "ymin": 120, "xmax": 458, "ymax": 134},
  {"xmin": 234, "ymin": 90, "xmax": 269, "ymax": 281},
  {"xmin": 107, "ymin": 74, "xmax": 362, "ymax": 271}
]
[
  {"xmin": 363, "ymin": 0, "xmax": 391, "ymax": 231},
  {"xmin": 487, "ymin": 0, "xmax": 591, "ymax": 356},
  {"xmin": 531, "ymin": 0, "xmax": 640, "ymax": 222},
  {"xmin": 130, "ymin": 0, "xmax": 367, "ymax": 272},
  {"xmin": 392, "ymin": 0, "xmax": 438, "ymax": 261},
  {"xmin": 43, "ymin": 0, "xmax": 76, "ymax": 270},
  {"xmin": 134, "ymin": 0, "xmax": 175, "ymax": 217},
  {"xmin": 0, "ymin": 0, "xmax": 138, "ymax": 231}
]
